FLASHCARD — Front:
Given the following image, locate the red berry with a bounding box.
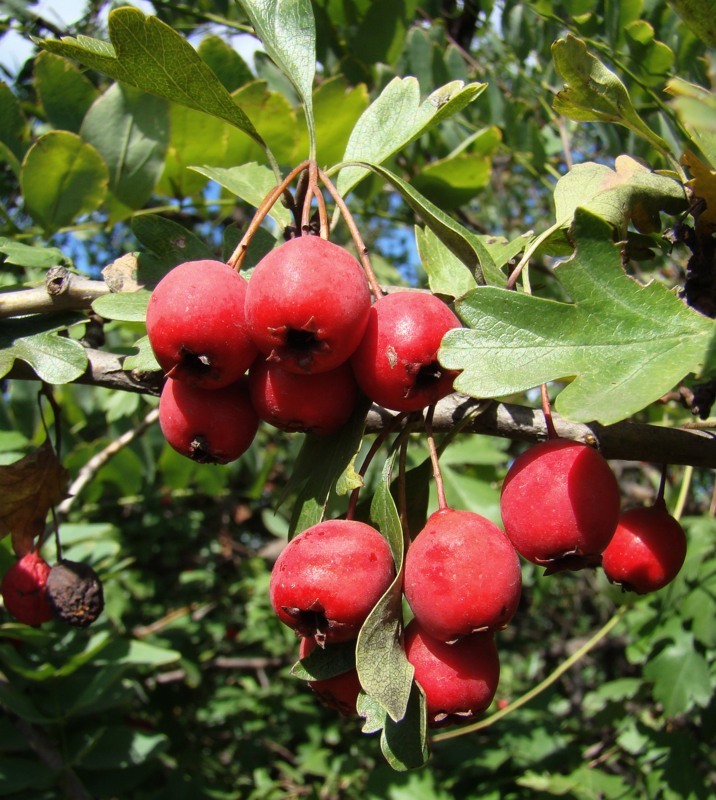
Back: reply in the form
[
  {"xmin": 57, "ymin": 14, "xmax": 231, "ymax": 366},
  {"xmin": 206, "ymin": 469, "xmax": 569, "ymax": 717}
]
[
  {"xmin": 500, "ymin": 439, "xmax": 620, "ymax": 572},
  {"xmin": 244, "ymin": 236, "xmax": 372, "ymax": 374},
  {"xmin": 1, "ymin": 551, "xmax": 54, "ymax": 626},
  {"xmin": 299, "ymin": 638, "xmax": 362, "ymax": 716},
  {"xmin": 146, "ymin": 260, "xmax": 258, "ymax": 389},
  {"xmin": 404, "ymin": 508, "xmax": 522, "ymax": 641},
  {"xmin": 601, "ymin": 501, "xmax": 687, "ymax": 594},
  {"xmin": 270, "ymin": 519, "xmax": 395, "ymax": 645},
  {"xmin": 350, "ymin": 291, "xmax": 461, "ymax": 412},
  {"xmin": 248, "ymin": 358, "xmax": 359, "ymax": 436},
  {"xmin": 404, "ymin": 618, "xmax": 500, "ymax": 728},
  {"xmin": 159, "ymin": 377, "xmax": 258, "ymax": 464}
]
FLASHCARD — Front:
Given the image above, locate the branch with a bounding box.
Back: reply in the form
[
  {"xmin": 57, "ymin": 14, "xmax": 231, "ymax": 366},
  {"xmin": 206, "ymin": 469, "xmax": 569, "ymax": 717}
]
[
  {"xmin": 5, "ymin": 350, "xmax": 716, "ymax": 467},
  {"xmin": 0, "ymin": 268, "xmax": 109, "ymax": 319}
]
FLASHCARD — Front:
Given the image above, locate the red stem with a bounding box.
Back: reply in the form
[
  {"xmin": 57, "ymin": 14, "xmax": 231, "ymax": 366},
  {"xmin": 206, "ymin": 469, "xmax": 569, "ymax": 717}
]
[
  {"xmin": 541, "ymin": 384, "xmax": 558, "ymax": 440},
  {"xmin": 425, "ymin": 404, "xmax": 449, "ymax": 511}
]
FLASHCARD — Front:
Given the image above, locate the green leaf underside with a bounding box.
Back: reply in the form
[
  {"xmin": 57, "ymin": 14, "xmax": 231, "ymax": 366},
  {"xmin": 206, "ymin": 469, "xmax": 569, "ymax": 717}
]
[
  {"xmin": 123, "ymin": 335, "xmax": 160, "ymax": 372},
  {"xmin": 552, "ymin": 35, "xmax": 669, "ymax": 153},
  {"xmin": 335, "ymin": 77, "xmax": 486, "ymax": 199},
  {"xmin": 239, "ymin": 0, "xmax": 316, "ymax": 151},
  {"xmin": 36, "ymin": 8, "xmax": 264, "ymax": 148},
  {"xmin": 348, "ymin": 161, "xmax": 502, "ymax": 286},
  {"xmin": 0, "ymin": 314, "xmax": 88, "ymax": 383},
  {"xmin": 381, "ymin": 683, "xmax": 430, "ymax": 771},
  {"xmin": 440, "ymin": 210, "xmax": 716, "ymax": 425},
  {"xmin": 290, "ymin": 639, "xmax": 356, "ymax": 681},
  {"xmin": 356, "ymin": 457, "xmax": 415, "ymax": 725}
]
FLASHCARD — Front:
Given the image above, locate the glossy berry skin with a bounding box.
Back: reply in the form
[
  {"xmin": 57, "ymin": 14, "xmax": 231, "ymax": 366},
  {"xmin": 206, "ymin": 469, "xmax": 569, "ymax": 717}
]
[
  {"xmin": 350, "ymin": 291, "xmax": 461, "ymax": 413},
  {"xmin": 159, "ymin": 377, "xmax": 258, "ymax": 464},
  {"xmin": 601, "ymin": 501, "xmax": 687, "ymax": 594},
  {"xmin": 404, "ymin": 619, "xmax": 500, "ymax": 728},
  {"xmin": 299, "ymin": 638, "xmax": 362, "ymax": 716},
  {"xmin": 244, "ymin": 236, "xmax": 372, "ymax": 374},
  {"xmin": 249, "ymin": 358, "xmax": 359, "ymax": 436},
  {"xmin": 270, "ymin": 520, "xmax": 394, "ymax": 645},
  {"xmin": 1, "ymin": 551, "xmax": 54, "ymax": 626},
  {"xmin": 500, "ymin": 439, "xmax": 620, "ymax": 572},
  {"xmin": 146, "ymin": 260, "xmax": 258, "ymax": 389},
  {"xmin": 404, "ymin": 508, "xmax": 522, "ymax": 641}
]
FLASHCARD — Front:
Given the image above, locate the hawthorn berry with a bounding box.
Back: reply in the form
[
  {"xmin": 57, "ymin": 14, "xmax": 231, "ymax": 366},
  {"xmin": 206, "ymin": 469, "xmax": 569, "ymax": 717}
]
[
  {"xmin": 404, "ymin": 508, "xmax": 522, "ymax": 641},
  {"xmin": 601, "ymin": 500, "xmax": 687, "ymax": 594},
  {"xmin": 404, "ymin": 618, "xmax": 500, "ymax": 728},
  {"xmin": 299, "ymin": 638, "xmax": 362, "ymax": 716},
  {"xmin": 350, "ymin": 291, "xmax": 461, "ymax": 413},
  {"xmin": 1, "ymin": 550, "xmax": 54, "ymax": 626},
  {"xmin": 46, "ymin": 560, "xmax": 105, "ymax": 628},
  {"xmin": 500, "ymin": 439, "xmax": 621, "ymax": 572},
  {"xmin": 248, "ymin": 358, "xmax": 359, "ymax": 436},
  {"xmin": 244, "ymin": 236, "xmax": 372, "ymax": 374},
  {"xmin": 159, "ymin": 377, "xmax": 258, "ymax": 464},
  {"xmin": 146, "ymin": 259, "xmax": 257, "ymax": 389},
  {"xmin": 270, "ymin": 519, "xmax": 394, "ymax": 645}
]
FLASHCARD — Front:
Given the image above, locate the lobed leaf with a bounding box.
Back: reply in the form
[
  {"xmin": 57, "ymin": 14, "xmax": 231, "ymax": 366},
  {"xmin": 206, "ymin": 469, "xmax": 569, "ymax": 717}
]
[{"xmin": 440, "ymin": 210, "xmax": 716, "ymax": 425}]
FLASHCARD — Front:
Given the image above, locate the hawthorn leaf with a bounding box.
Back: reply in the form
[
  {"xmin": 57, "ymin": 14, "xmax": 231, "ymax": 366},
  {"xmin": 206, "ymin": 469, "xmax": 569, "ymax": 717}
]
[
  {"xmin": 416, "ymin": 225, "xmax": 477, "ymax": 300},
  {"xmin": 670, "ymin": 0, "xmax": 716, "ymax": 48},
  {"xmin": 440, "ymin": 210, "xmax": 716, "ymax": 425},
  {"xmin": 33, "ymin": 51, "xmax": 99, "ymax": 134},
  {"xmin": 92, "ymin": 290, "xmax": 151, "ymax": 322},
  {"xmin": 348, "ymin": 161, "xmax": 502, "ymax": 287},
  {"xmin": 290, "ymin": 639, "xmax": 356, "ymax": 681},
  {"xmin": 0, "ymin": 313, "xmax": 88, "ymax": 384},
  {"xmin": 122, "ymin": 336, "xmax": 160, "ymax": 373},
  {"xmin": 0, "ymin": 239, "xmax": 66, "ymax": 270},
  {"xmin": 335, "ymin": 77, "xmax": 486, "ymax": 198},
  {"xmin": 197, "ymin": 35, "xmax": 253, "ymax": 92},
  {"xmin": 20, "ymin": 131, "xmax": 108, "ymax": 234},
  {"xmin": 667, "ymin": 78, "xmax": 716, "ymax": 168},
  {"xmin": 0, "ymin": 440, "xmax": 68, "ymax": 556},
  {"xmin": 643, "ymin": 636, "xmax": 713, "ymax": 717},
  {"xmin": 552, "ymin": 35, "xmax": 669, "ymax": 154},
  {"xmin": 238, "ymin": 0, "xmax": 316, "ymax": 153},
  {"xmin": 0, "ymin": 81, "xmax": 26, "ymax": 164},
  {"xmin": 356, "ymin": 457, "xmax": 414, "ymax": 724},
  {"xmin": 380, "ymin": 682, "xmax": 429, "ymax": 771},
  {"xmin": 681, "ymin": 150, "xmax": 716, "ymax": 231},
  {"xmin": 190, "ymin": 163, "xmax": 293, "ymax": 228},
  {"xmin": 130, "ymin": 214, "xmax": 215, "ymax": 276},
  {"xmin": 411, "ymin": 152, "xmax": 492, "ymax": 210},
  {"xmin": 35, "ymin": 7, "xmax": 265, "ymax": 150}
]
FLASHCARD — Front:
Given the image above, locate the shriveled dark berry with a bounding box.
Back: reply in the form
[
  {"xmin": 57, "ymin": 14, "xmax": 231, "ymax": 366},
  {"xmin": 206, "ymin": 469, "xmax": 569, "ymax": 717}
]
[{"xmin": 46, "ymin": 560, "xmax": 104, "ymax": 628}]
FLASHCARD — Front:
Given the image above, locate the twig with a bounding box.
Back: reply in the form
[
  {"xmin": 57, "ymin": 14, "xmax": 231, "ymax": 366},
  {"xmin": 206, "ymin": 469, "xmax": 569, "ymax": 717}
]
[{"xmin": 0, "ymin": 268, "xmax": 109, "ymax": 319}]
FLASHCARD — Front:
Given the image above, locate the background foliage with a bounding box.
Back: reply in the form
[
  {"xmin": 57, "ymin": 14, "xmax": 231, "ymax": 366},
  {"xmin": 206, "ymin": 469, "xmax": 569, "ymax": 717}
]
[{"xmin": 0, "ymin": 0, "xmax": 715, "ymax": 797}]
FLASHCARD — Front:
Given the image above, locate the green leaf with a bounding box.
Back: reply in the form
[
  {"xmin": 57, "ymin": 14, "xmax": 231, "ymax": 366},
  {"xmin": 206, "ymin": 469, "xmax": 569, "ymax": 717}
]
[
  {"xmin": 20, "ymin": 131, "xmax": 108, "ymax": 234},
  {"xmin": 80, "ymin": 83, "xmax": 169, "ymax": 222},
  {"xmin": 671, "ymin": 0, "xmax": 716, "ymax": 48},
  {"xmin": 0, "ymin": 314, "xmax": 89, "ymax": 384},
  {"xmin": 335, "ymin": 77, "xmax": 486, "ymax": 198},
  {"xmin": 0, "ymin": 238, "xmax": 66, "ymax": 269},
  {"xmin": 95, "ymin": 638, "xmax": 182, "ymax": 667},
  {"xmin": 0, "ymin": 674, "xmax": 53, "ymax": 723},
  {"xmin": 33, "ymin": 51, "xmax": 99, "ymax": 133},
  {"xmin": 552, "ymin": 34, "xmax": 670, "ymax": 154},
  {"xmin": 92, "ymin": 290, "xmax": 151, "ymax": 322},
  {"xmin": 190, "ymin": 163, "xmax": 293, "ymax": 228},
  {"xmin": 348, "ymin": 161, "xmax": 502, "ymax": 286},
  {"xmin": 238, "ymin": 0, "xmax": 316, "ymax": 155},
  {"xmin": 123, "ymin": 335, "xmax": 161, "ymax": 372},
  {"xmin": 380, "ymin": 682, "xmax": 429, "ymax": 771},
  {"xmin": 666, "ymin": 78, "xmax": 716, "ymax": 168},
  {"xmin": 35, "ymin": 7, "xmax": 266, "ymax": 150},
  {"xmin": 643, "ymin": 637, "xmax": 713, "ymax": 717},
  {"xmin": 291, "ymin": 639, "xmax": 356, "ymax": 680},
  {"xmin": 197, "ymin": 34, "xmax": 253, "ymax": 92},
  {"xmin": 412, "ymin": 153, "xmax": 492, "ymax": 210},
  {"xmin": 130, "ymin": 214, "xmax": 216, "ymax": 275},
  {"xmin": 0, "ymin": 81, "xmax": 26, "ymax": 165},
  {"xmin": 440, "ymin": 210, "xmax": 716, "ymax": 425},
  {"xmin": 356, "ymin": 456, "xmax": 414, "ymax": 724},
  {"xmin": 73, "ymin": 725, "xmax": 169, "ymax": 769},
  {"xmin": 415, "ymin": 225, "xmax": 477, "ymax": 300}
]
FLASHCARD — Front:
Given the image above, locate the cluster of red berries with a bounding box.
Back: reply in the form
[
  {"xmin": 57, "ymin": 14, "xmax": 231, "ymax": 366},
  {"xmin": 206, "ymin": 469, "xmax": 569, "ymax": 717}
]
[
  {"xmin": 268, "ymin": 437, "xmax": 688, "ymax": 729},
  {"xmin": 146, "ymin": 234, "xmax": 461, "ymax": 463},
  {"xmin": 1, "ymin": 550, "xmax": 104, "ymax": 628}
]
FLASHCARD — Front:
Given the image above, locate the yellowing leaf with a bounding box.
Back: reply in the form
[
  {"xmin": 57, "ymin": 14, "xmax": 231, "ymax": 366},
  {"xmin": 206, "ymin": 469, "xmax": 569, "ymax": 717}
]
[
  {"xmin": 682, "ymin": 149, "xmax": 716, "ymax": 233},
  {"xmin": 0, "ymin": 441, "xmax": 68, "ymax": 556}
]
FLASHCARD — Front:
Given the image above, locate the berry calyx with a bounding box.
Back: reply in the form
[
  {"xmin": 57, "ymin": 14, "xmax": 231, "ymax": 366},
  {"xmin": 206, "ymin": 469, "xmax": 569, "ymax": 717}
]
[
  {"xmin": 270, "ymin": 519, "xmax": 395, "ymax": 646},
  {"xmin": 248, "ymin": 358, "xmax": 359, "ymax": 436},
  {"xmin": 350, "ymin": 291, "xmax": 461, "ymax": 413},
  {"xmin": 1, "ymin": 550, "xmax": 54, "ymax": 626},
  {"xmin": 159, "ymin": 377, "xmax": 258, "ymax": 464},
  {"xmin": 404, "ymin": 508, "xmax": 522, "ymax": 641},
  {"xmin": 299, "ymin": 638, "xmax": 362, "ymax": 716},
  {"xmin": 46, "ymin": 560, "xmax": 105, "ymax": 628},
  {"xmin": 244, "ymin": 236, "xmax": 372, "ymax": 374},
  {"xmin": 601, "ymin": 500, "xmax": 687, "ymax": 594},
  {"xmin": 146, "ymin": 260, "xmax": 258, "ymax": 389},
  {"xmin": 500, "ymin": 439, "xmax": 621, "ymax": 572},
  {"xmin": 404, "ymin": 618, "xmax": 500, "ymax": 728}
]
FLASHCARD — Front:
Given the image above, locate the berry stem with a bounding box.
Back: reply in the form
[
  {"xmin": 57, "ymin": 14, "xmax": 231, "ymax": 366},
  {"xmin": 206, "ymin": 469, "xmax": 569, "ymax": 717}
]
[
  {"xmin": 431, "ymin": 604, "xmax": 628, "ymax": 743},
  {"xmin": 300, "ymin": 160, "xmax": 319, "ymax": 233},
  {"xmin": 541, "ymin": 383, "xmax": 558, "ymax": 440},
  {"xmin": 316, "ymin": 167, "xmax": 384, "ymax": 300},
  {"xmin": 425, "ymin": 404, "xmax": 449, "ymax": 511},
  {"xmin": 673, "ymin": 464, "xmax": 693, "ymax": 522},
  {"xmin": 227, "ymin": 160, "xmax": 311, "ymax": 270},
  {"xmin": 656, "ymin": 463, "xmax": 668, "ymax": 507}
]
